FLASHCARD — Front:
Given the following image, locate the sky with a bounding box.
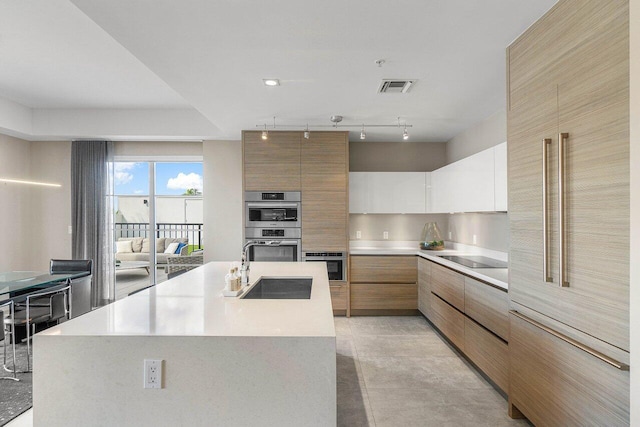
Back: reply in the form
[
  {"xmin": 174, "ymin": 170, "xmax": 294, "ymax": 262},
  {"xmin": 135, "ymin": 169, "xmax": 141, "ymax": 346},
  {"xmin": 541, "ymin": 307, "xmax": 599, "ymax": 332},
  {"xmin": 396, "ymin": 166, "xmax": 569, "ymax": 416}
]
[{"xmin": 114, "ymin": 162, "xmax": 203, "ymax": 195}]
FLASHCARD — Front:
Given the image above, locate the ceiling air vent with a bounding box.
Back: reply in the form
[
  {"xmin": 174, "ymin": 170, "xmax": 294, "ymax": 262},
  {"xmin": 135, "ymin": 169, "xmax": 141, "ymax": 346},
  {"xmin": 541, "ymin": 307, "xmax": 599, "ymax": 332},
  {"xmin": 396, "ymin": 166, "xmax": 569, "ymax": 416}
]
[{"xmin": 378, "ymin": 79, "xmax": 415, "ymax": 94}]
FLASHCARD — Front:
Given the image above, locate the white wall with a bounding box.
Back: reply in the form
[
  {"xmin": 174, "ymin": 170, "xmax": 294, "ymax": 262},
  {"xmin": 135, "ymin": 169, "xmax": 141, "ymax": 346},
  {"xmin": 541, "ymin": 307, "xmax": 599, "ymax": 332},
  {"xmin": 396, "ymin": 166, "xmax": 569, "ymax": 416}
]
[
  {"xmin": 629, "ymin": 0, "xmax": 639, "ymax": 423},
  {"xmin": 0, "ymin": 134, "xmax": 35, "ymax": 270},
  {"xmin": 29, "ymin": 141, "xmax": 72, "ymax": 270},
  {"xmin": 446, "ymin": 109, "xmax": 506, "ymax": 164},
  {"xmin": 203, "ymin": 140, "xmax": 243, "ymax": 262}
]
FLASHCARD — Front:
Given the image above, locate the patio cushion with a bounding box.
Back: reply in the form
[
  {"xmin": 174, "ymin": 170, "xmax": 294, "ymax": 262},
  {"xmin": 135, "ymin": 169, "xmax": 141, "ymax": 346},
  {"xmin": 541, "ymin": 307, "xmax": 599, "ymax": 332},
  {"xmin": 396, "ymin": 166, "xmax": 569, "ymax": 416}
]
[
  {"xmin": 131, "ymin": 237, "xmax": 144, "ymax": 253},
  {"xmin": 116, "ymin": 240, "xmax": 133, "ymax": 253}
]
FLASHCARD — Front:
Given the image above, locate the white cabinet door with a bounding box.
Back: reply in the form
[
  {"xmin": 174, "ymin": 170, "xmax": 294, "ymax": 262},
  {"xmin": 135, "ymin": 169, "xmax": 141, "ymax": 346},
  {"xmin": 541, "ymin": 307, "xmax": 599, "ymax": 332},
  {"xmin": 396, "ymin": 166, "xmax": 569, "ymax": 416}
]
[
  {"xmin": 349, "ymin": 172, "xmax": 427, "ymax": 213},
  {"xmin": 456, "ymin": 147, "xmax": 495, "ymax": 212},
  {"xmin": 430, "ymin": 164, "xmax": 456, "ymax": 213},
  {"xmin": 369, "ymin": 172, "xmax": 426, "ymax": 213},
  {"xmin": 349, "ymin": 172, "xmax": 370, "ymax": 213},
  {"xmin": 493, "ymin": 142, "xmax": 508, "ymax": 211}
]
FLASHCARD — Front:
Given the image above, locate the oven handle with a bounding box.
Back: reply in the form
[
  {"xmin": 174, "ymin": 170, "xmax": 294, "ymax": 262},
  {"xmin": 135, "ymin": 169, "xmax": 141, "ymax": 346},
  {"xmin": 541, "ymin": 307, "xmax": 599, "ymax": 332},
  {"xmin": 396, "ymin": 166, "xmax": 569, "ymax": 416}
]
[
  {"xmin": 303, "ymin": 257, "xmax": 345, "ymax": 261},
  {"xmin": 247, "ymin": 202, "xmax": 299, "ymax": 208},
  {"xmin": 250, "ymin": 240, "xmax": 299, "ymax": 246}
]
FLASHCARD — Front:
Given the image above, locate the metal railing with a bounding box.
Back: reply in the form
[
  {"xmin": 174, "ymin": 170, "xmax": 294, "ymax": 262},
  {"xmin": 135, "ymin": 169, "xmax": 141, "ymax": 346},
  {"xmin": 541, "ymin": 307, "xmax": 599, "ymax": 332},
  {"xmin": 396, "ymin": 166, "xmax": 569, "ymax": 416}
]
[{"xmin": 115, "ymin": 222, "xmax": 203, "ymax": 249}]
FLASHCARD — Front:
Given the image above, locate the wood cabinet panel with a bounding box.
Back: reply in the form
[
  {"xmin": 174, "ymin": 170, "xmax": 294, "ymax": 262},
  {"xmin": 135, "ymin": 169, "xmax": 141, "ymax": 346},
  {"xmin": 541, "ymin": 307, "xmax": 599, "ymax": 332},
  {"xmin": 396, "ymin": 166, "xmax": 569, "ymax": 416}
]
[
  {"xmin": 430, "ymin": 263, "xmax": 464, "ymax": 312},
  {"xmin": 350, "ymin": 283, "xmax": 417, "ymax": 310},
  {"xmin": 417, "ymin": 257, "xmax": 432, "ymax": 319},
  {"xmin": 301, "ymin": 191, "xmax": 347, "ymax": 252},
  {"xmin": 430, "ymin": 293, "xmax": 464, "ymax": 351},
  {"xmin": 243, "ymin": 131, "xmax": 301, "ymax": 191},
  {"xmin": 350, "ymin": 256, "xmax": 417, "ymax": 284},
  {"xmin": 301, "ymin": 132, "xmax": 348, "ymax": 192},
  {"xmin": 509, "ymin": 312, "xmax": 629, "ymax": 426},
  {"xmin": 464, "ymin": 318, "xmax": 509, "ymax": 394},
  {"xmin": 464, "ymin": 277, "xmax": 509, "ymax": 341},
  {"xmin": 508, "ymin": 0, "xmax": 629, "ymax": 351},
  {"xmin": 330, "ymin": 281, "xmax": 348, "ymax": 314}
]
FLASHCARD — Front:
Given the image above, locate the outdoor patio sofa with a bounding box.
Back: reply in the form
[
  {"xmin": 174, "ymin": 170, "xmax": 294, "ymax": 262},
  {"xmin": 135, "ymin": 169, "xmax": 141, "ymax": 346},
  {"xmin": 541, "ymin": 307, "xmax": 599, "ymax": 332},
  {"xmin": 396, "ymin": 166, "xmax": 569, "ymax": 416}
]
[{"xmin": 116, "ymin": 237, "xmax": 189, "ymax": 265}]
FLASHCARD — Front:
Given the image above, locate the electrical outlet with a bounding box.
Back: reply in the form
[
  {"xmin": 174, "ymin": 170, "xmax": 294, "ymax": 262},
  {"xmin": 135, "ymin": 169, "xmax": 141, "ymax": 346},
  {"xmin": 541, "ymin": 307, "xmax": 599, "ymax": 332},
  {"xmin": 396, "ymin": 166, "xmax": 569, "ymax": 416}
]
[
  {"xmin": 448, "ymin": 231, "xmax": 452, "ymax": 239},
  {"xmin": 68, "ymin": 226, "xmax": 73, "ymax": 235},
  {"xmin": 144, "ymin": 359, "xmax": 163, "ymax": 389},
  {"xmin": 356, "ymin": 230, "xmax": 362, "ymax": 239},
  {"xmin": 383, "ymin": 231, "xmax": 389, "ymax": 240},
  {"xmin": 472, "ymin": 234, "xmax": 477, "ymax": 244}
]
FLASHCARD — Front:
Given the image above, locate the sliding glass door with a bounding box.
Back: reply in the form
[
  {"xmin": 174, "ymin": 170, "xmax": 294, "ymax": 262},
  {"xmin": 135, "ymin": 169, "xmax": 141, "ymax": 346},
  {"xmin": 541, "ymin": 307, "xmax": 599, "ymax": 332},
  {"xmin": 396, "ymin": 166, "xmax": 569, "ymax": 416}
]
[{"xmin": 113, "ymin": 160, "xmax": 203, "ymax": 298}]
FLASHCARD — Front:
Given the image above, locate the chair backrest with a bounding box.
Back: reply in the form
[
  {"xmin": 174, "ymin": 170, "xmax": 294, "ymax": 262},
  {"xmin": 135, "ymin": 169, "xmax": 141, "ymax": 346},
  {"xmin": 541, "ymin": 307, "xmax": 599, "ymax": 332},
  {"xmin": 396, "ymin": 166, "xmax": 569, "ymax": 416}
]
[
  {"xmin": 50, "ymin": 259, "xmax": 93, "ymax": 275},
  {"xmin": 49, "ymin": 292, "xmax": 68, "ymax": 322},
  {"xmin": 0, "ymin": 300, "xmax": 13, "ymax": 342}
]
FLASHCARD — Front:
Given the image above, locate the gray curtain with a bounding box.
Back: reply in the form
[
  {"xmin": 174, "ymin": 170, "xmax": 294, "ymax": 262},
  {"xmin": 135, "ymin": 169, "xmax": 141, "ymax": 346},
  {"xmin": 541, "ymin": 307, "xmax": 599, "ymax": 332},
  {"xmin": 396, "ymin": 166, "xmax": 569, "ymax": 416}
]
[{"xmin": 71, "ymin": 140, "xmax": 115, "ymax": 307}]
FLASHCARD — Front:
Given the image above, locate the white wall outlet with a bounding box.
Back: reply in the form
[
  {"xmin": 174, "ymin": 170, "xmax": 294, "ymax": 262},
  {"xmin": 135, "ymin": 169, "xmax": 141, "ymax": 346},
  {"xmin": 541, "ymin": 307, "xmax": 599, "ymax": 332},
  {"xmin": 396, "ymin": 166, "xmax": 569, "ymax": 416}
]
[
  {"xmin": 356, "ymin": 230, "xmax": 362, "ymax": 239},
  {"xmin": 472, "ymin": 234, "xmax": 477, "ymax": 244},
  {"xmin": 383, "ymin": 231, "xmax": 389, "ymax": 240},
  {"xmin": 68, "ymin": 225, "xmax": 73, "ymax": 235},
  {"xmin": 448, "ymin": 231, "xmax": 452, "ymax": 239},
  {"xmin": 144, "ymin": 359, "xmax": 163, "ymax": 389}
]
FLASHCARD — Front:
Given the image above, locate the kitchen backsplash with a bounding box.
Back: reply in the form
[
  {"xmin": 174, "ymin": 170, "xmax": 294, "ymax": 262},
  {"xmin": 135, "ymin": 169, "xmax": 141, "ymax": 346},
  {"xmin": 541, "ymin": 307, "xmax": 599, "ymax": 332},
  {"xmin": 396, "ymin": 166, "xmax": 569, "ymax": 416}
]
[{"xmin": 349, "ymin": 212, "xmax": 509, "ymax": 253}]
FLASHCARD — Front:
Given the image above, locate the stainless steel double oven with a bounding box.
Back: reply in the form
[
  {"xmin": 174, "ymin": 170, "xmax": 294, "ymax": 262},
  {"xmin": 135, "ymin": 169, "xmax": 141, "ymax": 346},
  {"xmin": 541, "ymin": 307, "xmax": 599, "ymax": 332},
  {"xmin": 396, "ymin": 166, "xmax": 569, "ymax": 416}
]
[{"xmin": 244, "ymin": 191, "xmax": 302, "ymax": 262}]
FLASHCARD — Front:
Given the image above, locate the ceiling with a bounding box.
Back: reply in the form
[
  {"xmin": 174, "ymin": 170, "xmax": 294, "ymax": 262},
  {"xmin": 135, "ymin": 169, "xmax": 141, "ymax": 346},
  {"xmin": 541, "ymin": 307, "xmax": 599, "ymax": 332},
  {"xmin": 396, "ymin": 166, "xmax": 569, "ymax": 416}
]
[{"xmin": 0, "ymin": 0, "xmax": 557, "ymax": 142}]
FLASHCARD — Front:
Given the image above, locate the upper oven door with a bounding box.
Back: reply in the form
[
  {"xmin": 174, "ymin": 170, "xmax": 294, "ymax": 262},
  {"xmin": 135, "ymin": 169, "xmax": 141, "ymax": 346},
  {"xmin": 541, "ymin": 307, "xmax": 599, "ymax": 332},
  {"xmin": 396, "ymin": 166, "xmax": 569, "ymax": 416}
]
[{"xmin": 245, "ymin": 202, "xmax": 301, "ymax": 228}]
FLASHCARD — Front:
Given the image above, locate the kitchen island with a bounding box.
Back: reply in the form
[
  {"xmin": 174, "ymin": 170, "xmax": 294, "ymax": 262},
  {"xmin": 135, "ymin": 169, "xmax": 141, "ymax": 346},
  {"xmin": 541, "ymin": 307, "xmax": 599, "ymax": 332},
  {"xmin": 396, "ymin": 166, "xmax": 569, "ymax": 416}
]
[{"xmin": 33, "ymin": 262, "xmax": 336, "ymax": 426}]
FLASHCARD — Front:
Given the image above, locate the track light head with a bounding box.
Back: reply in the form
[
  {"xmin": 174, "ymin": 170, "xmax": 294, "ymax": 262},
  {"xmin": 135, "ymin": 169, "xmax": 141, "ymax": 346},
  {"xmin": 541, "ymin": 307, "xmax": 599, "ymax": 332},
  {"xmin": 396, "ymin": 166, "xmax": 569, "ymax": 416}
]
[
  {"xmin": 360, "ymin": 125, "xmax": 366, "ymax": 140},
  {"xmin": 304, "ymin": 130, "xmax": 310, "ymax": 139},
  {"xmin": 261, "ymin": 124, "xmax": 268, "ymax": 140},
  {"xmin": 402, "ymin": 126, "xmax": 409, "ymax": 140}
]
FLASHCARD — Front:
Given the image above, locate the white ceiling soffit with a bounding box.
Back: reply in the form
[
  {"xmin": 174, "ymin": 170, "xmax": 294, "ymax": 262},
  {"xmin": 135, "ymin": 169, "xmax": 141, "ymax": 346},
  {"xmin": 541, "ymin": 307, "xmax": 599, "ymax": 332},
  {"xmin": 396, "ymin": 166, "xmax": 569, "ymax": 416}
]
[{"xmin": 70, "ymin": 0, "xmax": 557, "ymax": 142}]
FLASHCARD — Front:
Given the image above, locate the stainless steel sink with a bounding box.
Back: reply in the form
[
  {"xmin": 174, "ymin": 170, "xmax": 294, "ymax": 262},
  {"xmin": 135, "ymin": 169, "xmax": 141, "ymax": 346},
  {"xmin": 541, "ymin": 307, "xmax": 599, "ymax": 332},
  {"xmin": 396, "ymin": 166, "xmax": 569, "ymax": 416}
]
[{"xmin": 242, "ymin": 277, "xmax": 312, "ymax": 299}]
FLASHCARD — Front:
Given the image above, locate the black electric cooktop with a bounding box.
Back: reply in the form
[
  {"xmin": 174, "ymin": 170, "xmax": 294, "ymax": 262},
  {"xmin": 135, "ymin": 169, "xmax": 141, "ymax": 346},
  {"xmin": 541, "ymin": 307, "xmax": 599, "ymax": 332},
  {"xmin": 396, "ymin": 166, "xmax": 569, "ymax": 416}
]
[{"xmin": 437, "ymin": 255, "xmax": 507, "ymax": 269}]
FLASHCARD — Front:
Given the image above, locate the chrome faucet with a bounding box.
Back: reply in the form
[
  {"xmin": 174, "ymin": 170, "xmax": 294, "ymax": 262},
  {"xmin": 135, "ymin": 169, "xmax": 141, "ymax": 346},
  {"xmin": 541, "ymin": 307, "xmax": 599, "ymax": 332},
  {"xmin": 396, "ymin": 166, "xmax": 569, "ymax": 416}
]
[{"xmin": 241, "ymin": 240, "xmax": 281, "ymax": 285}]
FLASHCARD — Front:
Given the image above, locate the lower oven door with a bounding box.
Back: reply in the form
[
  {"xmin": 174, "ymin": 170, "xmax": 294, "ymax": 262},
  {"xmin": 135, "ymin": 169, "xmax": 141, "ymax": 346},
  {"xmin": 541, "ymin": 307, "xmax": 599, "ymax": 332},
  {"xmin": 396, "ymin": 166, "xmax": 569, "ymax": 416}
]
[{"xmin": 246, "ymin": 240, "xmax": 301, "ymax": 262}]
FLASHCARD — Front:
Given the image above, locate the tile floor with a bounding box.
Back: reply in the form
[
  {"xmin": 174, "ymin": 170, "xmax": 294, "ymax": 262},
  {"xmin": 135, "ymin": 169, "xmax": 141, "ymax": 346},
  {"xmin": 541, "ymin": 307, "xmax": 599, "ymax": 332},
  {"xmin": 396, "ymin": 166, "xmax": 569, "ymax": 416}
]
[{"xmin": 335, "ymin": 316, "xmax": 530, "ymax": 427}]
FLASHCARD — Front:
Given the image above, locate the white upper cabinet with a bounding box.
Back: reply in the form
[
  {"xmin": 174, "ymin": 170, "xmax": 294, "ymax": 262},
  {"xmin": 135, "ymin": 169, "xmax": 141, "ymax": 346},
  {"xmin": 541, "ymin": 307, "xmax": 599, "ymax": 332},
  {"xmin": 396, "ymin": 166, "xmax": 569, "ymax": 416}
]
[
  {"xmin": 493, "ymin": 142, "xmax": 508, "ymax": 211},
  {"xmin": 349, "ymin": 143, "xmax": 508, "ymax": 214},
  {"xmin": 349, "ymin": 172, "xmax": 426, "ymax": 214}
]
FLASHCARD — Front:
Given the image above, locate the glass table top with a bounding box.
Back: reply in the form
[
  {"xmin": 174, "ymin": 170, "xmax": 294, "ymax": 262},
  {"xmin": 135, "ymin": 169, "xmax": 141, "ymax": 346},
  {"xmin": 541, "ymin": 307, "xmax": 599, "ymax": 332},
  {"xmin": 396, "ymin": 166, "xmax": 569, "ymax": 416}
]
[{"xmin": 0, "ymin": 271, "xmax": 87, "ymax": 298}]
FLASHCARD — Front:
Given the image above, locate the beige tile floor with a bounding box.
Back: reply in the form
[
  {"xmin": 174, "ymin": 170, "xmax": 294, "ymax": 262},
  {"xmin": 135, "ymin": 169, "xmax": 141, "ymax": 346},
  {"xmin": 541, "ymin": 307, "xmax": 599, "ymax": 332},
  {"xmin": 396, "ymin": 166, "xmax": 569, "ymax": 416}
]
[{"xmin": 335, "ymin": 316, "xmax": 531, "ymax": 427}]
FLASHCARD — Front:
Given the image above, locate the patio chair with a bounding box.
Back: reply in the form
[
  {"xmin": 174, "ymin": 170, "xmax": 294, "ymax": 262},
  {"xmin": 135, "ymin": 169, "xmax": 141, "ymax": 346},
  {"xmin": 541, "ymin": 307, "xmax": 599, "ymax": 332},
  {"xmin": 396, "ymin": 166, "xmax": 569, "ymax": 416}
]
[{"xmin": 166, "ymin": 252, "xmax": 204, "ymax": 279}]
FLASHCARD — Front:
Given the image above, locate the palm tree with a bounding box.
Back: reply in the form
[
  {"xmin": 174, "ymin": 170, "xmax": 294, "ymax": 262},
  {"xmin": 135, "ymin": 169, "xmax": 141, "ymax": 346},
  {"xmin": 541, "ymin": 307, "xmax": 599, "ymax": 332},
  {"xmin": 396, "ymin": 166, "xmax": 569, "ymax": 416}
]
[{"xmin": 183, "ymin": 188, "xmax": 201, "ymax": 196}]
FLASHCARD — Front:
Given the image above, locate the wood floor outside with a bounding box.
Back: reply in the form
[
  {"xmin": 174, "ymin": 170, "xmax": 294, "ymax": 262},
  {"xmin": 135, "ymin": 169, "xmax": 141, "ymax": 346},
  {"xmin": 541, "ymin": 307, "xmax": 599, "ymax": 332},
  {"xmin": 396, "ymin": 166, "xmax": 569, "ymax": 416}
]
[{"xmin": 335, "ymin": 316, "xmax": 529, "ymax": 427}]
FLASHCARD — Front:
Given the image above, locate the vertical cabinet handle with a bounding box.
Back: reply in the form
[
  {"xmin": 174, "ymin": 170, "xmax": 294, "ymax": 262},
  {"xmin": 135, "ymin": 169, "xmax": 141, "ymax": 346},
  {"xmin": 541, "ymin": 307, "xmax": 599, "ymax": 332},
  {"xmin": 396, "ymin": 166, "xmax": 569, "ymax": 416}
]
[
  {"xmin": 558, "ymin": 132, "xmax": 570, "ymax": 287},
  {"xmin": 542, "ymin": 138, "xmax": 553, "ymax": 282}
]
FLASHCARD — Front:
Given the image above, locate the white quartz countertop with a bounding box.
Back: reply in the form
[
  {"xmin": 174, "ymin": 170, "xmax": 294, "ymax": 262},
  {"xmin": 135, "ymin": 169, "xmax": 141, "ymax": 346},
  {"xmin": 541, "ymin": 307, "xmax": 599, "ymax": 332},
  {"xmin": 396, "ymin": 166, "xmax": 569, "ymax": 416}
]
[
  {"xmin": 41, "ymin": 262, "xmax": 336, "ymax": 338},
  {"xmin": 350, "ymin": 241, "xmax": 508, "ymax": 290}
]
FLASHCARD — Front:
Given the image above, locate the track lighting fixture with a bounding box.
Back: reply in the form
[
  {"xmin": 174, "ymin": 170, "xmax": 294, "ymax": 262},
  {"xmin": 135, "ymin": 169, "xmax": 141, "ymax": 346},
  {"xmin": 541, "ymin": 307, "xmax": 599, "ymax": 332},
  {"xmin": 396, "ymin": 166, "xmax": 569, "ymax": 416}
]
[{"xmin": 256, "ymin": 116, "xmax": 413, "ymax": 141}]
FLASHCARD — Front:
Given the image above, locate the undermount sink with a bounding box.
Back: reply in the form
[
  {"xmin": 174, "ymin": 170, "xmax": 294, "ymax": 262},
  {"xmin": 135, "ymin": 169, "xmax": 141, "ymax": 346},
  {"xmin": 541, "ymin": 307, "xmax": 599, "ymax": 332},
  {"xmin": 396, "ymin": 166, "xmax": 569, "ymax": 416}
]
[{"xmin": 242, "ymin": 277, "xmax": 312, "ymax": 299}]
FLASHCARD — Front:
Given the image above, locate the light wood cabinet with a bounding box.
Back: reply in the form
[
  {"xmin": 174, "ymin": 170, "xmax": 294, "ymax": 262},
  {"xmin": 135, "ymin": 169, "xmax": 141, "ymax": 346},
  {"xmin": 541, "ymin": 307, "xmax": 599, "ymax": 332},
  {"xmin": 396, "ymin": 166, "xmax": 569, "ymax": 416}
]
[
  {"xmin": 507, "ymin": 0, "xmax": 629, "ymax": 423},
  {"xmin": 430, "ymin": 292, "xmax": 464, "ymax": 351},
  {"xmin": 493, "ymin": 142, "xmax": 508, "ymax": 211},
  {"xmin": 430, "ymin": 263, "xmax": 464, "ymax": 312},
  {"xmin": 417, "ymin": 257, "xmax": 432, "ymax": 319},
  {"xmin": 509, "ymin": 311, "xmax": 629, "ymax": 425},
  {"xmin": 330, "ymin": 281, "xmax": 348, "ymax": 315},
  {"xmin": 349, "ymin": 255, "xmax": 417, "ymax": 314},
  {"xmin": 464, "ymin": 317, "xmax": 508, "ymax": 394},
  {"xmin": 243, "ymin": 131, "xmax": 301, "ymax": 191},
  {"xmin": 464, "ymin": 277, "xmax": 508, "ymax": 341},
  {"xmin": 300, "ymin": 131, "xmax": 349, "ymax": 252}
]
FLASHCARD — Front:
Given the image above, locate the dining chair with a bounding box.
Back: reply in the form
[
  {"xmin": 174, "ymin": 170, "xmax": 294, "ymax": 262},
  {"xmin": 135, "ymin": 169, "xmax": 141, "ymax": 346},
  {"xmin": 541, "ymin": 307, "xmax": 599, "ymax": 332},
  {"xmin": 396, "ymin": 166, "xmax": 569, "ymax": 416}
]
[
  {"xmin": 0, "ymin": 300, "xmax": 18, "ymax": 381},
  {"xmin": 50, "ymin": 259, "xmax": 93, "ymax": 318},
  {"xmin": 5, "ymin": 285, "xmax": 70, "ymax": 372}
]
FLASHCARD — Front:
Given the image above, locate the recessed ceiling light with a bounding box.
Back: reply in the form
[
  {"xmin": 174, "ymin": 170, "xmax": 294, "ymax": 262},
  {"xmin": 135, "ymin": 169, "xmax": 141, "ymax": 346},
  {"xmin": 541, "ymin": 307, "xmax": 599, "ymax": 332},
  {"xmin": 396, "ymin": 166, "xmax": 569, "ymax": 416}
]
[{"xmin": 263, "ymin": 79, "xmax": 280, "ymax": 86}]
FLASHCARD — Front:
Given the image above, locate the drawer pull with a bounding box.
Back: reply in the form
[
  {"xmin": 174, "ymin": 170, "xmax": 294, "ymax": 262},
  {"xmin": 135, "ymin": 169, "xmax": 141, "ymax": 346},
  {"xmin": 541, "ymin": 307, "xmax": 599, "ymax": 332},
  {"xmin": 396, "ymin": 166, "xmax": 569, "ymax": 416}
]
[
  {"xmin": 510, "ymin": 310, "xmax": 629, "ymax": 371},
  {"xmin": 542, "ymin": 138, "xmax": 553, "ymax": 283}
]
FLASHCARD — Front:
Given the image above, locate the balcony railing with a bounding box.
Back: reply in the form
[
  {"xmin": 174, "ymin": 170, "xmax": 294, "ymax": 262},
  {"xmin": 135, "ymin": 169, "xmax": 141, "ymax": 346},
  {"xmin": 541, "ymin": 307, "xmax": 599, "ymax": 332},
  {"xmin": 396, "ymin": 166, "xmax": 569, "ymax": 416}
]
[{"xmin": 115, "ymin": 222, "xmax": 203, "ymax": 249}]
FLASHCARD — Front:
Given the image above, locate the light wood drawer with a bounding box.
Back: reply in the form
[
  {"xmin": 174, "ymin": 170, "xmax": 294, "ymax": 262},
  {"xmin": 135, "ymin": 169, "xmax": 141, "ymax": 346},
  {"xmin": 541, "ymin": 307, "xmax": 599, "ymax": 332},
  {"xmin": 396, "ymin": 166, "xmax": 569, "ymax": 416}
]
[
  {"xmin": 464, "ymin": 317, "xmax": 509, "ymax": 394},
  {"xmin": 509, "ymin": 311, "xmax": 629, "ymax": 426},
  {"xmin": 330, "ymin": 281, "xmax": 348, "ymax": 312},
  {"xmin": 464, "ymin": 277, "xmax": 509, "ymax": 341},
  {"xmin": 417, "ymin": 257, "xmax": 432, "ymax": 319},
  {"xmin": 350, "ymin": 283, "xmax": 417, "ymax": 310},
  {"xmin": 430, "ymin": 292, "xmax": 464, "ymax": 351},
  {"xmin": 350, "ymin": 256, "xmax": 417, "ymax": 284},
  {"xmin": 431, "ymin": 263, "xmax": 464, "ymax": 311}
]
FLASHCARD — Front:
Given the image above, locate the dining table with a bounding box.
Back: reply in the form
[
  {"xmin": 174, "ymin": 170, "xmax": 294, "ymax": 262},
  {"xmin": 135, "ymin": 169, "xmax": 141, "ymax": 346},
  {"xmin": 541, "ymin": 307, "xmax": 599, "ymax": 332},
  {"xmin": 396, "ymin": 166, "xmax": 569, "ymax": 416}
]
[{"xmin": 0, "ymin": 270, "xmax": 89, "ymax": 303}]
